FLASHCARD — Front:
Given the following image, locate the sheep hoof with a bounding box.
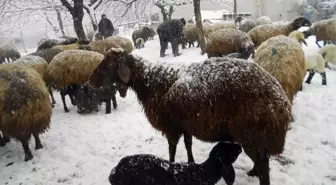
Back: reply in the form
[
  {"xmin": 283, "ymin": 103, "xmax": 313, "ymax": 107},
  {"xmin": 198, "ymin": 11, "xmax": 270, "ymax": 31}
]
[
  {"xmin": 160, "ymin": 53, "xmax": 166, "ymax": 57},
  {"xmin": 64, "ymin": 109, "xmax": 69, "ymax": 113},
  {"xmin": 174, "ymin": 52, "xmax": 182, "ymax": 57},
  {"xmin": 24, "ymin": 153, "xmax": 33, "ymax": 162},
  {"xmin": 305, "ymin": 81, "xmax": 311, "ymax": 84},
  {"xmin": 35, "ymin": 144, "xmax": 43, "ymax": 150},
  {"xmin": 113, "ymin": 103, "xmax": 117, "ymax": 109}
]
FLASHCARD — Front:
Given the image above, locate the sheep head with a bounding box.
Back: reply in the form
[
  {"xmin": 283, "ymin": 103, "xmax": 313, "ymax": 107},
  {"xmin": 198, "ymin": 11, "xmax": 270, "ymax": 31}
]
[
  {"xmin": 142, "ymin": 27, "xmax": 151, "ymax": 36},
  {"xmin": 291, "ymin": 17, "xmax": 312, "ymax": 30},
  {"xmin": 89, "ymin": 48, "xmax": 132, "ymax": 89}
]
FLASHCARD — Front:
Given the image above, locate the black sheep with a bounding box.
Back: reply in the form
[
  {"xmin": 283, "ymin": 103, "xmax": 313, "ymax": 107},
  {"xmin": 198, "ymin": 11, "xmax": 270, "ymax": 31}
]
[
  {"xmin": 59, "ymin": 85, "xmax": 79, "ymax": 113},
  {"xmin": 74, "ymin": 84, "xmax": 118, "ymax": 114},
  {"xmin": 109, "ymin": 142, "xmax": 242, "ymax": 185},
  {"xmin": 131, "ymin": 27, "xmax": 152, "ymax": 47},
  {"xmin": 157, "ymin": 18, "xmax": 186, "ymax": 57}
]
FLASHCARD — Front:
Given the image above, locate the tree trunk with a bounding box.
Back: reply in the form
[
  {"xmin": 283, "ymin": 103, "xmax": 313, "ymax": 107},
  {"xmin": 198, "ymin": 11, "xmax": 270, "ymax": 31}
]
[
  {"xmin": 20, "ymin": 31, "xmax": 28, "ymax": 53},
  {"xmin": 56, "ymin": 9, "xmax": 66, "ymax": 36},
  {"xmin": 193, "ymin": 0, "xmax": 206, "ymax": 55},
  {"xmin": 234, "ymin": 0, "xmax": 237, "ymax": 27},
  {"xmin": 71, "ymin": 0, "xmax": 88, "ymax": 42}
]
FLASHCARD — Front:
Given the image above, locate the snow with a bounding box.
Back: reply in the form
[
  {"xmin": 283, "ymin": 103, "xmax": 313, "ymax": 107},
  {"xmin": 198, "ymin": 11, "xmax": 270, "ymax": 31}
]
[{"xmin": 1, "ymin": 35, "xmax": 336, "ymax": 185}]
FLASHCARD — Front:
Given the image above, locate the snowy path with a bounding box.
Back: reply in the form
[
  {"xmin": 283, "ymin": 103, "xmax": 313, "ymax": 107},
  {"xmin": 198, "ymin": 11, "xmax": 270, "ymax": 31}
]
[{"xmin": 1, "ymin": 36, "xmax": 336, "ymax": 185}]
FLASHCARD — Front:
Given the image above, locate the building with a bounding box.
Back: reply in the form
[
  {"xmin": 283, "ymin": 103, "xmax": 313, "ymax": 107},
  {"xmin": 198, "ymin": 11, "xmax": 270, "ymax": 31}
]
[
  {"xmin": 151, "ymin": 0, "xmax": 302, "ymax": 22},
  {"xmin": 190, "ymin": 9, "xmax": 252, "ymax": 23}
]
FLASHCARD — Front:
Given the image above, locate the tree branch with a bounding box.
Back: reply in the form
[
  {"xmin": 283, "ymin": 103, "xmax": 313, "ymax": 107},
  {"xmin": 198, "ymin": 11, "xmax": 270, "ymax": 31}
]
[{"xmin": 59, "ymin": 0, "xmax": 73, "ymax": 12}]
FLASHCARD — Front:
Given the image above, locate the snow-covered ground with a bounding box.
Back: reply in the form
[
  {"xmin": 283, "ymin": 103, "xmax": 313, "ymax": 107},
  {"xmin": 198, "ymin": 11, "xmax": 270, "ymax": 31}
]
[{"xmin": 1, "ymin": 35, "xmax": 336, "ymax": 185}]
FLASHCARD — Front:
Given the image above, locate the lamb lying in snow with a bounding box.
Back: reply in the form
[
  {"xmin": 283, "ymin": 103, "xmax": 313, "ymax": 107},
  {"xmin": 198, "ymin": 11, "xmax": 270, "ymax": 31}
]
[{"xmin": 108, "ymin": 142, "xmax": 242, "ymax": 185}]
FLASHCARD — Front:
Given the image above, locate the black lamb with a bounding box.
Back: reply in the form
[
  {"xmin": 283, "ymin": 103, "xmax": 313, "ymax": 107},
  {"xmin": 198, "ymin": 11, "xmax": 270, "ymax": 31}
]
[
  {"xmin": 157, "ymin": 18, "xmax": 186, "ymax": 57},
  {"xmin": 74, "ymin": 84, "xmax": 117, "ymax": 114},
  {"xmin": 108, "ymin": 142, "xmax": 242, "ymax": 185}
]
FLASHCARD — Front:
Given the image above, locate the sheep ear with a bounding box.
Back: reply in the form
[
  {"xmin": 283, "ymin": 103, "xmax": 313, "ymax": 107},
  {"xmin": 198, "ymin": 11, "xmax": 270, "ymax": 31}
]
[{"xmin": 117, "ymin": 63, "xmax": 131, "ymax": 83}]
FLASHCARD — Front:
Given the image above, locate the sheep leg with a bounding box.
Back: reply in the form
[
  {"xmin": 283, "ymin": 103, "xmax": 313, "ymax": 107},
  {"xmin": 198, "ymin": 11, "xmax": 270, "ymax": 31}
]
[
  {"xmin": 315, "ymin": 41, "xmax": 322, "ymax": 48},
  {"xmin": 20, "ymin": 139, "xmax": 33, "ymax": 161},
  {"xmin": 246, "ymin": 149, "xmax": 270, "ymax": 185},
  {"xmin": 48, "ymin": 86, "xmax": 56, "ymax": 105},
  {"xmin": 183, "ymin": 132, "xmax": 195, "ymax": 163},
  {"xmin": 60, "ymin": 91, "xmax": 70, "ymax": 113},
  {"xmin": 159, "ymin": 39, "xmax": 168, "ymax": 57},
  {"xmin": 167, "ymin": 133, "xmax": 182, "ymax": 162},
  {"xmin": 32, "ymin": 133, "xmax": 43, "ymax": 150},
  {"xmin": 325, "ymin": 62, "xmax": 331, "ymax": 69},
  {"xmin": 196, "ymin": 41, "xmax": 200, "ymax": 48},
  {"xmin": 112, "ymin": 94, "xmax": 117, "ymax": 109},
  {"xmin": 0, "ymin": 135, "xmax": 10, "ymax": 146},
  {"xmin": 305, "ymin": 70, "xmax": 315, "ymax": 84},
  {"xmin": 172, "ymin": 40, "xmax": 181, "ymax": 57},
  {"xmin": 320, "ymin": 72, "xmax": 327, "ymax": 85},
  {"xmin": 69, "ymin": 94, "xmax": 77, "ymax": 106}
]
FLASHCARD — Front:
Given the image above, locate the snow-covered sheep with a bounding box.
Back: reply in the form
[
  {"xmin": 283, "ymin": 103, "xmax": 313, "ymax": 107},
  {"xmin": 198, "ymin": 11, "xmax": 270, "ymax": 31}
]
[
  {"xmin": 254, "ymin": 35, "xmax": 306, "ymax": 103},
  {"xmin": 89, "ymin": 48, "xmax": 292, "ymax": 185},
  {"xmin": 0, "ymin": 64, "xmax": 52, "ymax": 161},
  {"xmin": 205, "ymin": 28, "xmax": 254, "ymax": 59},
  {"xmin": 106, "ymin": 36, "xmax": 134, "ymax": 53},
  {"xmin": 304, "ymin": 53, "xmax": 327, "ymax": 85},
  {"xmin": 235, "ymin": 17, "xmax": 257, "ymax": 33},
  {"xmin": 248, "ymin": 17, "xmax": 311, "ymax": 48},
  {"xmin": 182, "ymin": 24, "xmax": 199, "ymax": 48},
  {"xmin": 36, "ymin": 36, "xmax": 78, "ymax": 51},
  {"xmin": 52, "ymin": 43, "xmax": 91, "ymax": 51},
  {"xmin": 0, "ymin": 43, "xmax": 21, "ymax": 63},
  {"xmin": 109, "ymin": 142, "xmax": 242, "ymax": 185},
  {"xmin": 256, "ymin": 16, "xmax": 272, "ymax": 25},
  {"xmin": 302, "ymin": 18, "xmax": 336, "ymax": 48},
  {"xmin": 157, "ymin": 18, "xmax": 186, "ymax": 57},
  {"xmin": 88, "ymin": 39, "xmax": 122, "ymax": 55},
  {"xmin": 288, "ymin": 31, "xmax": 308, "ymax": 46},
  {"xmin": 131, "ymin": 27, "xmax": 152, "ymax": 46},
  {"xmin": 135, "ymin": 38, "xmax": 145, "ymax": 49}
]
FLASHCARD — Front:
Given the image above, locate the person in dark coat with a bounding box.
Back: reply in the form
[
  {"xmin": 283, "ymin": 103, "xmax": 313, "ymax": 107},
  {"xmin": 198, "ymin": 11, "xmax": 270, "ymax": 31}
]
[{"xmin": 98, "ymin": 14, "xmax": 114, "ymax": 39}]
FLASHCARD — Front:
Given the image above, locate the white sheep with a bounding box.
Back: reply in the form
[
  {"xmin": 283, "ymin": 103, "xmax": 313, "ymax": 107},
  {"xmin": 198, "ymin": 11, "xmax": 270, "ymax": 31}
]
[{"xmin": 304, "ymin": 53, "xmax": 327, "ymax": 85}]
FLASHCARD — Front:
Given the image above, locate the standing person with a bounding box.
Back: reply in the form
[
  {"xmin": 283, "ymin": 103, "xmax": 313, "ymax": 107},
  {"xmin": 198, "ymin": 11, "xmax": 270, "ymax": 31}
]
[{"xmin": 98, "ymin": 14, "xmax": 114, "ymax": 39}]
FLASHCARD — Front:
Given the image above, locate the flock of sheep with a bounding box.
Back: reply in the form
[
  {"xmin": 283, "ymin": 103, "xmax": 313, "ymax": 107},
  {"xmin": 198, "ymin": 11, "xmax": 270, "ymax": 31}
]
[{"xmin": 0, "ymin": 14, "xmax": 335, "ymax": 185}]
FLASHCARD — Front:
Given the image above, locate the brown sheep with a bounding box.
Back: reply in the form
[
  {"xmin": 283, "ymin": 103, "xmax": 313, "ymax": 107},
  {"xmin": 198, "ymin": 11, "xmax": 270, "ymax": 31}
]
[
  {"xmin": 254, "ymin": 35, "xmax": 306, "ymax": 104},
  {"xmin": 238, "ymin": 19, "xmax": 257, "ymax": 33},
  {"xmin": 205, "ymin": 28, "xmax": 254, "ymax": 59},
  {"xmin": 302, "ymin": 18, "xmax": 336, "ymax": 48},
  {"xmin": 248, "ymin": 17, "xmax": 312, "ymax": 48},
  {"xmin": 0, "ymin": 64, "xmax": 52, "ymax": 161},
  {"xmin": 89, "ymin": 48, "xmax": 292, "ymax": 185}
]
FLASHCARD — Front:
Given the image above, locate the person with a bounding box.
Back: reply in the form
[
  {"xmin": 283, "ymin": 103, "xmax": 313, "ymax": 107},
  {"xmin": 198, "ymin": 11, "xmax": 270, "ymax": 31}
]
[{"xmin": 98, "ymin": 14, "xmax": 114, "ymax": 39}]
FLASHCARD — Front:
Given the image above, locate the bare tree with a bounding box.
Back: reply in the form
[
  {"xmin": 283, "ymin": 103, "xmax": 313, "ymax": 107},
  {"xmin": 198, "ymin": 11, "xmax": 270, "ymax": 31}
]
[
  {"xmin": 83, "ymin": 0, "xmax": 103, "ymax": 31},
  {"xmin": 294, "ymin": 0, "xmax": 336, "ymax": 21},
  {"xmin": 192, "ymin": 0, "xmax": 206, "ymax": 54},
  {"xmin": 153, "ymin": 0, "xmax": 190, "ymax": 22}
]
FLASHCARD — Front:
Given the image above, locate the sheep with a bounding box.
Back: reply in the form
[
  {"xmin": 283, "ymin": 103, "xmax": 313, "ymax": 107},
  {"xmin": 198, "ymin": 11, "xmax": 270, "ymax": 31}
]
[
  {"xmin": 288, "ymin": 31, "xmax": 308, "ymax": 46},
  {"xmin": 29, "ymin": 47, "xmax": 64, "ymax": 64},
  {"xmin": 13, "ymin": 55, "xmax": 57, "ymax": 105},
  {"xmin": 36, "ymin": 36, "xmax": 78, "ymax": 51},
  {"xmin": 239, "ymin": 19, "xmax": 257, "ymax": 33},
  {"xmin": 88, "ymin": 39, "xmax": 122, "ymax": 55},
  {"xmin": 0, "ymin": 43, "xmax": 21, "ymax": 63},
  {"xmin": 135, "ymin": 38, "xmax": 145, "ymax": 49},
  {"xmin": 254, "ymin": 35, "xmax": 306, "ymax": 104},
  {"xmin": 47, "ymin": 50, "xmax": 104, "ymax": 112},
  {"xmin": 203, "ymin": 22, "xmax": 237, "ymax": 40},
  {"xmin": 157, "ymin": 18, "xmax": 186, "ymax": 57},
  {"xmin": 88, "ymin": 48, "xmax": 292, "ymax": 185},
  {"xmin": 109, "ymin": 142, "xmax": 242, "ymax": 185},
  {"xmin": 318, "ymin": 44, "xmax": 336, "ymax": 69},
  {"xmin": 149, "ymin": 27, "xmax": 156, "ymax": 40},
  {"xmin": 302, "ymin": 18, "xmax": 336, "ymax": 48},
  {"xmin": 205, "ymin": 28, "xmax": 254, "ymax": 59},
  {"xmin": 248, "ymin": 17, "xmax": 311, "ymax": 48},
  {"xmin": 131, "ymin": 27, "xmax": 152, "ymax": 47},
  {"xmin": 74, "ymin": 83, "xmax": 119, "ymax": 114},
  {"xmin": 52, "ymin": 42, "xmax": 91, "ymax": 51},
  {"xmin": 0, "ymin": 64, "xmax": 52, "ymax": 161},
  {"xmin": 304, "ymin": 53, "xmax": 327, "ymax": 85},
  {"xmin": 106, "ymin": 36, "xmax": 134, "ymax": 53},
  {"xmin": 182, "ymin": 24, "xmax": 199, "ymax": 48},
  {"xmin": 256, "ymin": 16, "xmax": 271, "ymax": 25}
]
